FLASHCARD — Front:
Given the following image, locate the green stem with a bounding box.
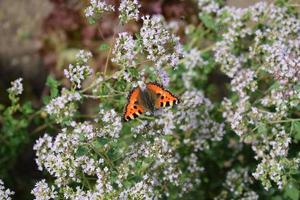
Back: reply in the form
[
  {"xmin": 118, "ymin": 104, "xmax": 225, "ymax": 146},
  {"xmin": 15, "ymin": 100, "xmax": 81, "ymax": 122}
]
[
  {"xmin": 140, "ymin": 115, "xmax": 155, "ymax": 120},
  {"xmin": 32, "ymin": 124, "xmax": 48, "ymax": 134},
  {"xmin": 268, "ymin": 118, "xmax": 300, "ymax": 124},
  {"xmin": 200, "ymin": 44, "xmax": 215, "ymax": 53},
  {"xmin": 28, "ymin": 109, "xmax": 42, "ymax": 122},
  {"xmin": 83, "ymin": 93, "xmax": 124, "ymax": 99},
  {"xmin": 81, "ymin": 78, "xmax": 99, "ymax": 93},
  {"xmin": 81, "ymin": 172, "xmax": 92, "ymax": 190},
  {"xmin": 104, "ymin": 26, "xmax": 118, "ymax": 76},
  {"xmin": 289, "ymin": 3, "xmax": 300, "ymax": 7}
]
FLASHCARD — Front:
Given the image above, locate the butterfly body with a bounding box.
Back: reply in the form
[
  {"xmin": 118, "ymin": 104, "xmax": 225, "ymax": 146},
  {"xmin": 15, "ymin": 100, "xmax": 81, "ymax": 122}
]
[
  {"xmin": 123, "ymin": 82, "xmax": 179, "ymax": 121},
  {"xmin": 139, "ymin": 88, "xmax": 156, "ymax": 112}
]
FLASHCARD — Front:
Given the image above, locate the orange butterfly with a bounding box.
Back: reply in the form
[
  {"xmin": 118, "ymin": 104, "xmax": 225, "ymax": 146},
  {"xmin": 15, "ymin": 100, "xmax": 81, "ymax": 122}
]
[{"xmin": 123, "ymin": 82, "xmax": 179, "ymax": 121}]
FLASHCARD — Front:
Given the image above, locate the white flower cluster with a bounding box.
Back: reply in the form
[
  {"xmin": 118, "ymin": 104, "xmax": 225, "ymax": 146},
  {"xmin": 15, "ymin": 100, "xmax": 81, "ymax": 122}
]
[
  {"xmin": 213, "ymin": 2, "xmax": 300, "ymax": 190},
  {"xmin": 222, "ymin": 97, "xmax": 248, "ymax": 137},
  {"xmin": 33, "ymin": 132, "xmax": 81, "ymax": 186},
  {"xmin": 0, "ymin": 180, "xmax": 14, "ymax": 200},
  {"xmin": 7, "ymin": 78, "xmax": 23, "ymax": 96},
  {"xmin": 85, "ymin": 0, "xmax": 114, "ymax": 18},
  {"xmin": 198, "ymin": 0, "xmax": 220, "ymax": 14},
  {"xmin": 64, "ymin": 64, "xmax": 93, "ymax": 89},
  {"xmin": 36, "ymin": 79, "xmax": 224, "ymax": 198},
  {"xmin": 119, "ymin": 132, "xmax": 182, "ymax": 194},
  {"xmin": 75, "ymin": 50, "xmax": 93, "ymax": 64},
  {"xmin": 182, "ymin": 48, "xmax": 208, "ymax": 89},
  {"xmin": 183, "ymin": 48, "xmax": 208, "ymax": 70},
  {"xmin": 111, "ymin": 32, "xmax": 138, "ymax": 68},
  {"xmin": 97, "ymin": 108, "xmax": 122, "ymax": 138},
  {"xmin": 111, "ymin": 15, "xmax": 183, "ymax": 86},
  {"xmin": 214, "ymin": 39, "xmax": 245, "ymax": 78},
  {"xmin": 186, "ymin": 153, "xmax": 204, "ymax": 174},
  {"xmin": 118, "ymin": 177, "xmax": 156, "ymax": 199},
  {"xmin": 157, "ymin": 68, "xmax": 169, "ymax": 87},
  {"xmin": 215, "ymin": 168, "xmax": 258, "ymax": 200},
  {"xmin": 260, "ymin": 40, "xmax": 300, "ymax": 112},
  {"xmin": 253, "ymin": 157, "xmax": 300, "ymax": 190},
  {"xmin": 231, "ymin": 69, "xmax": 257, "ymax": 98},
  {"xmin": 141, "ymin": 15, "xmax": 183, "ymax": 69},
  {"xmin": 213, "ymin": 3, "xmax": 260, "ymax": 78},
  {"xmin": 33, "ymin": 127, "xmax": 108, "ymax": 198},
  {"xmin": 262, "ymin": 40, "xmax": 300, "ymax": 84},
  {"xmin": 175, "ymin": 90, "xmax": 225, "ymax": 150},
  {"xmin": 72, "ymin": 121, "xmax": 98, "ymax": 141},
  {"xmin": 64, "ymin": 50, "xmax": 93, "ymax": 89},
  {"xmin": 45, "ymin": 90, "xmax": 81, "ymax": 123},
  {"xmin": 62, "ymin": 182, "xmax": 106, "ymax": 200},
  {"xmin": 119, "ymin": 0, "xmax": 141, "ymax": 24},
  {"xmin": 33, "ymin": 105, "xmax": 127, "ymax": 198},
  {"xmin": 31, "ymin": 180, "xmax": 57, "ymax": 200},
  {"xmin": 176, "ymin": 90, "xmax": 224, "ymax": 194},
  {"xmin": 129, "ymin": 89, "xmax": 224, "ymax": 195}
]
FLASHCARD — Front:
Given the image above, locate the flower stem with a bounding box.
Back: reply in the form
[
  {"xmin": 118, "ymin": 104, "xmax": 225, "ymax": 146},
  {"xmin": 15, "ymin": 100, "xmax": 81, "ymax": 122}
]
[{"xmin": 269, "ymin": 118, "xmax": 300, "ymax": 124}]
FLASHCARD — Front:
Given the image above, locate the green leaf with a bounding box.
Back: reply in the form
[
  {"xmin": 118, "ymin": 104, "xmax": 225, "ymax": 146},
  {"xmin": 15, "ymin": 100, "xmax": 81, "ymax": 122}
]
[
  {"xmin": 98, "ymin": 43, "xmax": 110, "ymax": 51},
  {"xmin": 257, "ymin": 122, "xmax": 268, "ymax": 135},
  {"xmin": 76, "ymin": 146, "xmax": 89, "ymax": 157},
  {"xmin": 199, "ymin": 14, "xmax": 217, "ymax": 31},
  {"xmin": 22, "ymin": 102, "xmax": 34, "ymax": 114},
  {"xmin": 136, "ymin": 160, "xmax": 143, "ymax": 169},
  {"xmin": 127, "ymin": 68, "xmax": 139, "ymax": 79},
  {"xmin": 94, "ymin": 138, "xmax": 109, "ymax": 147},
  {"xmin": 271, "ymin": 196, "xmax": 283, "ymax": 200},
  {"xmin": 269, "ymin": 81, "xmax": 280, "ymax": 90},
  {"xmin": 0, "ymin": 104, "xmax": 4, "ymax": 111},
  {"xmin": 284, "ymin": 183, "xmax": 299, "ymax": 200},
  {"xmin": 46, "ymin": 75, "xmax": 60, "ymax": 98},
  {"xmin": 88, "ymin": 17, "xmax": 96, "ymax": 25},
  {"xmin": 42, "ymin": 96, "xmax": 51, "ymax": 105},
  {"xmin": 292, "ymin": 121, "xmax": 300, "ymax": 141}
]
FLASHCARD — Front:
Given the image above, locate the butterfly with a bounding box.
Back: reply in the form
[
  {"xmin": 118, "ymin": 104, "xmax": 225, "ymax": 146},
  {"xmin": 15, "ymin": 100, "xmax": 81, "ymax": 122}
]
[{"xmin": 123, "ymin": 82, "xmax": 179, "ymax": 121}]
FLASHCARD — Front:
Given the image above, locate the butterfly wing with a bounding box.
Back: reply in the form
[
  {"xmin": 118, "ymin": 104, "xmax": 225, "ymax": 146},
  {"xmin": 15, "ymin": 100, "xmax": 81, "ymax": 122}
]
[
  {"xmin": 146, "ymin": 82, "xmax": 179, "ymax": 109},
  {"xmin": 123, "ymin": 87, "xmax": 145, "ymax": 121}
]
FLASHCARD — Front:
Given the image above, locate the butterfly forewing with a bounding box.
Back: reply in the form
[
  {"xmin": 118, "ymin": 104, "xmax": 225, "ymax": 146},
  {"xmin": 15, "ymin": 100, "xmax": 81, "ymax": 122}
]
[
  {"xmin": 123, "ymin": 87, "xmax": 145, "ymax": 121},
  {"xmin": 146, "ymin": 83, "xmax": 179, "ymax": 109}
]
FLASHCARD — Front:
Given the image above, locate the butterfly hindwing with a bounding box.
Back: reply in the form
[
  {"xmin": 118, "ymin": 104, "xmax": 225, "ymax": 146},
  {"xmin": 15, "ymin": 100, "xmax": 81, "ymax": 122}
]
[
  {"xmin": 123, "ymin": 87, "xmax": 145, "ymax": 121},
  {"xmin": 146, "ymin": 82, "xmax": 179, "ymax": 109}
]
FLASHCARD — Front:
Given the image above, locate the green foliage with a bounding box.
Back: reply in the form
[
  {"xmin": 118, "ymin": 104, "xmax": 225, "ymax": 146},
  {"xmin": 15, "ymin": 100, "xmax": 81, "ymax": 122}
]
[
  {"xmin": 98, "ymin": 43, "xmax": 110, "ymax": 51},
  {"xmin": 0, "ymin": 97, "xmax": 35, "ymax": 178},
  {"xmin": 284, "ymin": 183, "xmax": 300, "ymax": 200},
  {"xmin": 199, "ymin": 14, "xmax": 218, "ymax": 31},
  {"xmin": 292, "ymin": 121, "xmax": 300, "ymax": 141}
]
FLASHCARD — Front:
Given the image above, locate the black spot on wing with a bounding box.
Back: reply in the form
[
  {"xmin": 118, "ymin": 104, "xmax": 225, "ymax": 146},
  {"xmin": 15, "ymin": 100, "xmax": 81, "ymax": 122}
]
[
  {"xmin": 160, "ymin": 102, "xmax": 164, "ymax": 107},
  {"xmin": 138, "ymin": 110, "xmax": 143, "ymax": 114},
  {"xmin": 148, "ymin": 82, "xmax": 180, "ymax": 105},
  {"xmin": 133, "ymin": 113, "xmax": 139, "ymax": 118},
  {"xmin": 166, "ymin": 101, "xmax": 170, "ymax": 107}
]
